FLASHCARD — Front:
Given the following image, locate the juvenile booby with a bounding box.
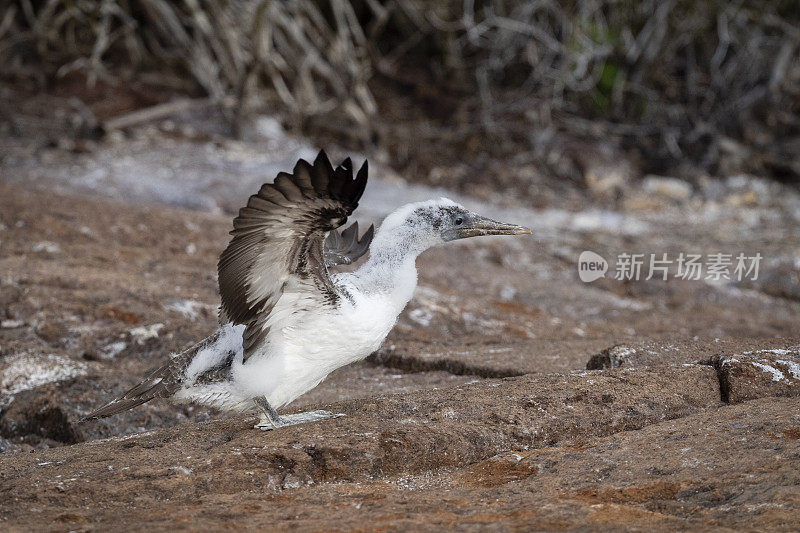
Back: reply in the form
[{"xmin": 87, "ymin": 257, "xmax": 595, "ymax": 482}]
[{"xmin": 84, "ymin": 151, "xmax": 530, "ymax": 429}]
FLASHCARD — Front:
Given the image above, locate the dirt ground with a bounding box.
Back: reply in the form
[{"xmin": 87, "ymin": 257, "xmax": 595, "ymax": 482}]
[{"xmin": 1, "ymin": 110, "xmax": 799, "ymax": 530}]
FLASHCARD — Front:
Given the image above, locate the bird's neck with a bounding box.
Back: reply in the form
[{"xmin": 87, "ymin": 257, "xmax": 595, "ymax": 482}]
[{"xmin": 349, "ymin": 227, "xmax": 429, "ymax": 304}]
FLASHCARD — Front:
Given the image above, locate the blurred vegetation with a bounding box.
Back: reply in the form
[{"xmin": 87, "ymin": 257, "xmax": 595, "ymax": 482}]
[{"xmin": 1, "ymin": 0, "xmax": 799, "ymax": 179}]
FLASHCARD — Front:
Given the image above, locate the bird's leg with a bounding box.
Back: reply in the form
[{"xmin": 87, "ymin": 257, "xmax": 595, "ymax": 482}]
[
  {"xmin": 253, "ymin": 396, "xmax": 285, "ymax": 430},
  {"xmin": 252, "ymin": 396, "xmax": 345, "ymax": 431}
]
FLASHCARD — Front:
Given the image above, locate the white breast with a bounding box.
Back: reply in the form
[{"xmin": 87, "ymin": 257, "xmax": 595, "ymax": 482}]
[{"xmin": 227, "ymin": 282, "xmax": 406, "ymax": 407}]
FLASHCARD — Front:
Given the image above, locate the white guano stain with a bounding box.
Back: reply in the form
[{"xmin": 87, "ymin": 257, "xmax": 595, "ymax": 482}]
[
  {"xmin": 0, "ymin": 353, "xmax": 87, "ymax": 397},
  {"xmin": 751, "ymin": 362, "xmax": 786, "ymax": 382}
]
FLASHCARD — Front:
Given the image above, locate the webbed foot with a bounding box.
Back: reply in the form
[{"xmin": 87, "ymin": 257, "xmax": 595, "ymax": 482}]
[
  {"xmin": 253, "ymin": 396, "xmax": 344, "ymax": 431},
  {"xmin": 254, "ymin": 410, "xmax": 344, "ymax": 431}
]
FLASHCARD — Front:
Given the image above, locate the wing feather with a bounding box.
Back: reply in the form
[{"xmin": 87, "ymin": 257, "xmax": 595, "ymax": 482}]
[
  {"xmin": 310, "ymin": 152, "xmax": 332, "ymax": 191},
  {"xmin": 273, "ymin": 173, "xmax": 304, "ymax": 202}
]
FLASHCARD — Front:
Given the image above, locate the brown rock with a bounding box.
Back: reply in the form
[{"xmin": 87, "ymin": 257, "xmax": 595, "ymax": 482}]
[
  {"xmin": 0, "ymin": 365, "xmax": 719, "ymax": 490},
  {"xmin": 0, "ymin": 388, "xmax": 83, "ymax": 445},
  {"xmin": 712, "ymin": 351, "xmax": 800, "ymax": 403},
  {"xmin": 454, "ymin": 452, "xmax": 539, "ymax": 488},
  {"xmin": 0, "ymin": 368, "xmax": 791, "ymax": 531},
  {"xmin": 586, "ymin": 344, "xmax": 634, "ymax": 369}
]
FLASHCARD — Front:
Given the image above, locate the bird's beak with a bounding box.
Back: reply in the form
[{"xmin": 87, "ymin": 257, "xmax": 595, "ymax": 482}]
[{"xmin": 443, "ymin": 213, "xmax": 532, "ymax": 241}]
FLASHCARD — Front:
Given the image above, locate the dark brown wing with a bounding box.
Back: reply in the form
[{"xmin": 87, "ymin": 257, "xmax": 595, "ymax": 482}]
[
  {"xmin": 218, "ymin": 150, "xmax": 368, "ymax": 362},
  {"xmin": 323, "ymin": 220, "xmax": 374, "ymax": 266}
]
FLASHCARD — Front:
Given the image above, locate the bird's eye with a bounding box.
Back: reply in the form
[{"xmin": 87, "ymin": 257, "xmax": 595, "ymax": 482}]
[{"xmin": 454, "ymin": 217, "xmax": 464, "ymax": 226}]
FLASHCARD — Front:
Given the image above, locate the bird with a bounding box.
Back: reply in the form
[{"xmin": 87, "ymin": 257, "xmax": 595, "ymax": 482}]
[{"xmin": 83, "ymin": 151, "xmax": 531, "ymax": 430}]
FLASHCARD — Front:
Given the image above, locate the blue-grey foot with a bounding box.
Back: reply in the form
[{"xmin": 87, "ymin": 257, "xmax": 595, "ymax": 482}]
[{"xmin": 252, "ymin": 396, "xmax": 343, "ymax": 430}]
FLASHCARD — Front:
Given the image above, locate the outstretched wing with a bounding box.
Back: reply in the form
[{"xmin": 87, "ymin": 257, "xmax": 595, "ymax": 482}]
[
  {"xmin": 218, "ymin": 150, "xmax": 368, "ymax": 362},
  {"xmin": 324, "ymin": 221, "xmax": 374, "ymax": 266}
]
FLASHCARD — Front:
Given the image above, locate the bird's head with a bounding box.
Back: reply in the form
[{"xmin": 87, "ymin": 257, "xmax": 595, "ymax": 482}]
[{"xmin": 377, "ymin": 198, "xmax": 531, "ymax": 254}]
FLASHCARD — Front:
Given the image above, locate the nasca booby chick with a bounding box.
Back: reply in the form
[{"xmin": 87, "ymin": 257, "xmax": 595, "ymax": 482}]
[{"xmin": 84, "ymin": 151, "xmax": 531, "ymax": 429}]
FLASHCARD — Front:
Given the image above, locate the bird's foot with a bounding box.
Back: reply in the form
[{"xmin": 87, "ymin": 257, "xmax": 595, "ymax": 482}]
[
  {"xmin": 253, "ymin": 410, "xmax": 344, "ymax": 431},
  {"xmin": 254, "ymin": 411, "xmax": 283, "ymax": 430}
]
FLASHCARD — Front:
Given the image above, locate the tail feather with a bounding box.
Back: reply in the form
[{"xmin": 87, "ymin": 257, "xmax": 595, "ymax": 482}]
[
  {"xmin": 81, "ymin": 330, "xmax": 223, "ymax": 421},
  {"xmin": 81, "ymin": 395, "xmax": 155, "ymax": 420}
]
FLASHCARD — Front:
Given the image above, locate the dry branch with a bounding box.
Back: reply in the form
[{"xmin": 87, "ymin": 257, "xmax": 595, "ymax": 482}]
[
  {"xmin": 1, "ymin": 0, "xmax": 798, "ymax": 176},
  {"xmin": 101, "ymin": 97, "xmax": 211, "ymax": 131}
]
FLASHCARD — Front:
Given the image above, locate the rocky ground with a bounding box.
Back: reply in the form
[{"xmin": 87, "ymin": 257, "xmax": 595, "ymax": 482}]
[{"xmin": 1, "ymin": 110, "xmax": 799, "ymax": 530}]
